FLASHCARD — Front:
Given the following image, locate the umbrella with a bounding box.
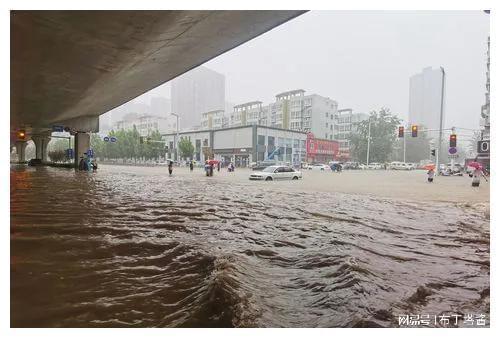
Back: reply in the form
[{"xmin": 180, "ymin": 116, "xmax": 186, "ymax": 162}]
[
  {"xmin": 468, "ymin": 162, "xmax": 483, "ymax": 170},
  {"xmin": 423, "ymin": 164, "xmax": 435, "ymax": 170},
  {"xmin": 207, "ymin": 159, "xmax": 219, "ymax": 165}
]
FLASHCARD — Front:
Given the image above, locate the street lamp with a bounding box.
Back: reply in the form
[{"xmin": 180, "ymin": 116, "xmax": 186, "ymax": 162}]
[
  {"xmin": 436, "ymin": 67, "xmax": 446, "ymax": 169},
  {"xmin": 171, "ymin": 113, "xmax": 180, "ymax": 161}
]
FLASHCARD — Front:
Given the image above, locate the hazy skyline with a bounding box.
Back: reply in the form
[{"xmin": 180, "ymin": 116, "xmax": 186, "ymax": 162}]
[{"xmin": 132, "ymin": 10, "xmax": 489, "ymax": 130}]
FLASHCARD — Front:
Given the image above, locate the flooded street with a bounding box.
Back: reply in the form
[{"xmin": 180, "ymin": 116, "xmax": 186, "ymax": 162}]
[{"xmin": 10, "ymin": 164, "xmax": 490, "ymax": 327}]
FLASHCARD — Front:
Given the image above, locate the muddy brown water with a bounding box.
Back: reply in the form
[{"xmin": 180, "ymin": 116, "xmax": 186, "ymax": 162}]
[{"xmin": 10, "ymin": 165, "xmax": 490, "ymax": 327}]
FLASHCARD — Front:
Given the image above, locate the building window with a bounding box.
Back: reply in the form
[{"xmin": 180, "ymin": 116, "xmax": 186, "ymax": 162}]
[{"xmin": 325, "ymin": 112, "xmax": 329, "ymax": 118}]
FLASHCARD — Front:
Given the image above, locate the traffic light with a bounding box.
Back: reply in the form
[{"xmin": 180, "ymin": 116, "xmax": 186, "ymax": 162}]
[
  {"xmin": 17, "ymin": 130, "xmax": 26, "ymax": 140},
  {"xmin": 411, "ymin": 125, "xmax": 418, "ymax": 137},
  {"xmin": 431, "ymin": 149, "xmax": 436, "ymax": 157},
  {"xmin": 398, "ymin": 126, "xmax": 404, "ymax": 138},
  {"xmin": 450, "ymin": 134, "xmax": 457, "ymax": 147}
]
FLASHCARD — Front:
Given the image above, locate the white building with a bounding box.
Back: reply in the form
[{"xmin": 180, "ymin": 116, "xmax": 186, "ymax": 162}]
[
  {"xmin": 171, "ymin": 66, "xmax": 225, "ymax": 129},
  {"xmin": 162, "ymin": 125, "xmax": 307, "ymax": 167},
  {"xmin": 112, "ymin": 114, "xmax": 175, "ymax": 136},
  {"xmin": 335, "ymin": 109, "xmax": 369, "ymax": 160},
  {"xmin": 230, "ymin": 101, "xmax": 266, "ymax": 127},
  {"xmin": 201, "ymin": 110, "xmax": 228, "ymax": 130},
  {"xmin": 408, "ymin": 67, "xmax": 446, "ymax": 131},
  {"xmin": 221, "ymin": 90, "xmax": 338, "ymax": 140}
]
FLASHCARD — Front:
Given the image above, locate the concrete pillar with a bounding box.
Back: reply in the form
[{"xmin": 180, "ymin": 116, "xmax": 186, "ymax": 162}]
[
  {"xmin": 32, "ymin": 135, "xmax": 51, "ymax": 162},
  {"xmin": 15, "ymin": 141, "xmax": 28, "ymax": 163},
  {"xmin": 74, "ymin": 132, "xmax": 90, "ymax": 168}
]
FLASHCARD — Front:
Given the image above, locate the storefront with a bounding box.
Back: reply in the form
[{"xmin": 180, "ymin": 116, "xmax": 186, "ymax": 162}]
[
  {"xmin": 162, "ymin": 125, "xmax": 307, "ymax": 168},
  {"xmin": 306, "ymin": 132, "xmax": 339, "ymax": 163}
]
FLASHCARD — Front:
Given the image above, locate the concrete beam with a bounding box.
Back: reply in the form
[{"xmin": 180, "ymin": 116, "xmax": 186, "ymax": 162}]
[{"xmin": 11, "ymin": 11, "xmax": 306, "ymax": 131}]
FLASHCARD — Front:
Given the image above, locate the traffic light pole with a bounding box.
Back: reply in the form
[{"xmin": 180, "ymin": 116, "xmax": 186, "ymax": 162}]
[
  {"xmin": 403, "ymin": 134, "xmax": 406, "ymax": 163},
  {"xmin": 366, "ymin": 118, "xmax": 372, "ymax": 165}
]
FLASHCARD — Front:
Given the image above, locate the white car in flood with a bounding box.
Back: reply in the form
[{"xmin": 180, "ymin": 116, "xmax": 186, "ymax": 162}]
[
  {"xmin": 307, "ymin": 163, "xmax": 332, "ymax": 171},
  {"xmin": 249, "ymin": 165, "xmax": 302, "ymax": 181}
]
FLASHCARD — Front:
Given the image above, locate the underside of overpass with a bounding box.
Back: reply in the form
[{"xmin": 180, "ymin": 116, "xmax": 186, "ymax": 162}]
[{"xmin": 10, "ymin": 10, "xmax": 305, "ymax": 149}]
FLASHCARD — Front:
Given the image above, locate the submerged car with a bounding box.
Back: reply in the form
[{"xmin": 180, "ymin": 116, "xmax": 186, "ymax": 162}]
[
  {"xmin": 307, "ymin": 163, "xmax": 331, "ymax": 171},
  {"xmin": 249, "ymin": 165, "xmax": 302, "ymax": 181},
  {"xmin": 251, "ymin": 160, "xmax": 277, "ymax": 171}
]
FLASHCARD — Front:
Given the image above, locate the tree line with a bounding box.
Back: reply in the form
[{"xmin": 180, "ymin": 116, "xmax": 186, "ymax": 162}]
[
  {"xmin": 90, "ymin": 127, "xmax": 165, "ymax": 160},
  {"xmin": 348, "ymin": 107, "xmax": 448, "ymax": 164}
]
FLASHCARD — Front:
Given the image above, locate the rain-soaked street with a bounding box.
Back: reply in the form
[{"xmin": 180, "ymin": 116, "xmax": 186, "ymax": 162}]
[{"xmin": 10, "ymin": 164, "xmax": 490, "ymax": 327}]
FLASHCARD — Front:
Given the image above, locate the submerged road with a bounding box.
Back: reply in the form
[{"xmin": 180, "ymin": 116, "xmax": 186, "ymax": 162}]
[{"xmin": 10, "ymin": 164, "xmax": 490, "ymax": 327}]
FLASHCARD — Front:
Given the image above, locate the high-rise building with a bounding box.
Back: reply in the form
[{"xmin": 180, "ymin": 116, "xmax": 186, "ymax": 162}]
[
  {"xmin": 408, "ymin": 67, "xmax": 446, "ymax": 132},
  {"xmin": 150, "ymin": 97, "xmax": 171, "ymax": 118},
  {"xmin": 480, "ymin": 36, "xmax": 490, "ymax": 141},
  {"xmin": 171, "ymin": 66, "xmax": 225, "ymax": 129}
]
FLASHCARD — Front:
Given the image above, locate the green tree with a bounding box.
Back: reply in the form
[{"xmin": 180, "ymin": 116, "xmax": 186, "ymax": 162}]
[
  {"xmin": 48, "ymin": 138, "xmax": 71, "ymax": 152},
  {"xmin": 48, "ymin": 149, "xmax": 66, "ymax": 163},
  {"xmin": 178, "ymin": 137, "xmax": 194, "ymax": 160},
  {"xmin": 349, "ymin": 107, "xmax": 401, "ymax": 163}
]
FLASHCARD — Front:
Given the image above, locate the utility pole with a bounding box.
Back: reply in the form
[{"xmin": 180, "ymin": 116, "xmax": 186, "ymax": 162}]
[
  {"xmin": 436, "ymin": 67, "xmax": 446, "ymax": 169},
  {"xmin": 366, "ymin": 117, "xmax": 371, "ymax": 165},
  {"xmin": 403, "ymin": 131, "xmax": 406, "ymax": 163},
  {"xmin": 171, "ymin": 113, "xmax": 180, "ymax": 162}
]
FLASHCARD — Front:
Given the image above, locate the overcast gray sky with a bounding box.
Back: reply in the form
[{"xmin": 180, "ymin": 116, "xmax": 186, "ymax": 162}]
[{"xmin": 140, "ymin": 10, "xmax": 490, "ymax": 129}]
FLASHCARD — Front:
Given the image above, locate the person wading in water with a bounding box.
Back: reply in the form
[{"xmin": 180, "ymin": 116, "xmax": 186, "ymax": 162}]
[{"xmin": 168, "ymin": 160, "xmax": 173, "ymax": 176}]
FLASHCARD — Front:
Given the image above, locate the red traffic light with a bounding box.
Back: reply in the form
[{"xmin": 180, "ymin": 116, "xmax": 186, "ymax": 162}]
[
  {"xmin": 411, "ymin": 125, "xmax": 418, "ymax": 137},
  {"xmin": 450, "ymin": 134, "xmax": 457, "ymax": 147},
  {"xmin": 398, "ymin": 126, "xmax": 404, "ymax": 138}
]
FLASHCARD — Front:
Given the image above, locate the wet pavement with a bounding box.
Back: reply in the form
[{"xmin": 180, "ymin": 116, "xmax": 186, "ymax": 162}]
[{"xmin": 10, "ymin": 164, "xmax": 490, "ymax": 327}]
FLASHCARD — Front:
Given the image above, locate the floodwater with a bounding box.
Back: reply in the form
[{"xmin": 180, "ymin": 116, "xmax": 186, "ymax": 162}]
[{"xmin": 10, "ymin": 165, "xmax": 490, "ymax": 327}]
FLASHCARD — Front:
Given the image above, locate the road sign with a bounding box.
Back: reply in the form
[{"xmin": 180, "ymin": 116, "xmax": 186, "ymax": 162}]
[
  {"xmin": 477, "ymin": 140, "xmax": 490, "ymax": 154},
  {"xmin": 66, "ymin": 148, "xmax": 74, "ymax": 159},
  {"xmin": 52, "ymin": 125, "xmax": 64, "ymax": 132},
  {"xmin": 110, "ymin": 137, "xmax": 117, "ymax": 143},
  {"xmin": 103, "ymin": 136, "xmax": 110, "ymax": 142},
  {"xmin": 448, "ymin": 147, "xmax": 457, "ymax": 155},
  {"xmin": 87, "ymin": 149, "xmax": 94, "ymax": 158},
  {"xmin": 448, "ymin": 154, "xmax": 458, "ymax": 159}
]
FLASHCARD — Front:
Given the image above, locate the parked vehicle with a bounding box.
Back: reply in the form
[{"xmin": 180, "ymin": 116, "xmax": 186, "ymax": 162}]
[
  {"xmin": 249, "ymin": 165, "xmax": 302, "ymax": 181},
  {"xmin": 368, "ymin": 162, "xmax": 383, "ymax": 170},
  {"xmin": 389, "ymin": 161, "xmax": 411, "ymax": 170},
  {"xmin": 307, "ymin": 163, "xmax": 332, "ymax": 171}
]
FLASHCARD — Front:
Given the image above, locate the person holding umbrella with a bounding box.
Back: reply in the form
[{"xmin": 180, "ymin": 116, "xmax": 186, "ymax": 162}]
[
  {"xmin": 423, "ymin": 164, "xmax": 435, "ymax": 183},
  {"xmin": 468, "ymin": 161, "xmax": 488, "ymax": 187}
]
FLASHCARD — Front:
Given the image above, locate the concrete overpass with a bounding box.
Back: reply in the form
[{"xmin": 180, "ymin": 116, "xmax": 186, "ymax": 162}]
[{"xmin": 10, "ymin": 10, "xmax": 305, "ymax": 164}]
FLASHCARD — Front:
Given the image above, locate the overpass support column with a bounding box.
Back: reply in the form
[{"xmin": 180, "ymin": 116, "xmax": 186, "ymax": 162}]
[
  {"xmin": 15, "ymin": 141, "xmax": 28, "ymax": 163},
  {"xmin": 32, "ymin": 135, "xmax": 51, "ymax": 162},
  {"xmin": 74, "ymin": 132, "xmax": 90, "ymax": 168}
]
